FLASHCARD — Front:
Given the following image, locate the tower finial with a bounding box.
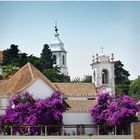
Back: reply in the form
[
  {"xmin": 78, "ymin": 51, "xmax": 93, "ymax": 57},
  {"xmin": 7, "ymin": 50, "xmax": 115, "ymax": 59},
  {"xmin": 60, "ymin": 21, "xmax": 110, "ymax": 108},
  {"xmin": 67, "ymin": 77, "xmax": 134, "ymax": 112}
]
[
  {"xmin": 55, "ymin": 21, "xmax": 58, "ymax": 33},
  {"xmin": 101, "ymin": 46, "xmax": 104, "ymax": 54}
]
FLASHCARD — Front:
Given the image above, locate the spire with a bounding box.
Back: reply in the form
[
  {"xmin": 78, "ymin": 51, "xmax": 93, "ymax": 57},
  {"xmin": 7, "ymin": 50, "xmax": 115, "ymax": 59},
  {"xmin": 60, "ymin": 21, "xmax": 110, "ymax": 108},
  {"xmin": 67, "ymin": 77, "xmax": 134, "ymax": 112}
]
[{"xmin": 54, "ymin": 21, "xmax": 62, "ymax": 43}]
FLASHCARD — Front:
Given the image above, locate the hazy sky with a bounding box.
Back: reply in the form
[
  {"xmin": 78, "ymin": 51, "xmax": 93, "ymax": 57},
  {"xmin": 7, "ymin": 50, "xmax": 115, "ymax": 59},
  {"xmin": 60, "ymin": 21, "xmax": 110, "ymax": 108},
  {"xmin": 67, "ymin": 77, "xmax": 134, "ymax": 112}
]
[{"xmin": 0, "ymin": 1, "xmax": 140, "ymax": 80}]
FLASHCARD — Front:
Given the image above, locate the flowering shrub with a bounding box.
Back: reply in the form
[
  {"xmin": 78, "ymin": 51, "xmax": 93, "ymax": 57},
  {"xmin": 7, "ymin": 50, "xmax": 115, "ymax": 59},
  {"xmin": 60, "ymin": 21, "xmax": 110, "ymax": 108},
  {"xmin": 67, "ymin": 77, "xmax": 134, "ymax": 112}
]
[
  {"xmin": 0, "ymin": 91, "xmax": 65, "ymax": 135},
  {"xmin": 91, "ymin": 93, "xmax": 140, "ymax": 134}
]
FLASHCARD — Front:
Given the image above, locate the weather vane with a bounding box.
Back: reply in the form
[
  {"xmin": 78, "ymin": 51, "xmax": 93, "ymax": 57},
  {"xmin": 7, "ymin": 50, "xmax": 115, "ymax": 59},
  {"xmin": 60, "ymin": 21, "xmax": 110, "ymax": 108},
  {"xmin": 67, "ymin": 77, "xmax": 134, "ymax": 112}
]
[
  {"xmin": 101, "ymin": 46, "xmax": 104, "ymax": 53},
  {"xmin": 55, "ymin": 21, "xmax": 58, "ymax": 33}
]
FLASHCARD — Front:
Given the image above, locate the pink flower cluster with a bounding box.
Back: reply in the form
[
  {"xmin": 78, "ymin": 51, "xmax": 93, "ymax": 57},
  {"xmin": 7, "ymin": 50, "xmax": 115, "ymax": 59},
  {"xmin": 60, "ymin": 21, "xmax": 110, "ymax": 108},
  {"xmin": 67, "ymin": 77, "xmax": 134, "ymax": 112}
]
[
  {"xmin": 91, "ymin": 93, "xmax": 140, "ymax": 126},
  {"xmin": 0, "ymin": 91, "xmax": 65, "ymax": 135}
]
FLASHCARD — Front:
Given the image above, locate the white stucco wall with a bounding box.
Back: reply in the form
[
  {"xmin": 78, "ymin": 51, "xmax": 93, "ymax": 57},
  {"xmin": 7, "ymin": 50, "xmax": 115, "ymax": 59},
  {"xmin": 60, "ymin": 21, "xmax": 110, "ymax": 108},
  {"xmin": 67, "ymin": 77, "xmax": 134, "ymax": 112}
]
[
  {"xmin": 23, "ymin": 79, "xmax": 55, "ymax": 99},
  {"xmin": 0, "ymin": 79, "xmax": 55, "ymax": 115},
  {"xmin": 91, "ymin": 61, "xmax": 115, "ymax": 95},
  {"xmin": 52, "ymin": 51, "xmax": 68, "ymax": 76},
  {"xmin": 63, "ymin": 112, "xmax": 96, "ymax": 135},
  {"xmin": 0, "ymin": 97, "xmax": 9, "ymax": 115}
]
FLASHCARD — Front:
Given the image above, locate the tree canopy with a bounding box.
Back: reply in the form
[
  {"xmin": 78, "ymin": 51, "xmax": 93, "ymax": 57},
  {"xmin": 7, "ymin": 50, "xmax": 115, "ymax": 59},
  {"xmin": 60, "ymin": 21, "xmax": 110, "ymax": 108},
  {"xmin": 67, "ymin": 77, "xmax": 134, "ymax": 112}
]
[
  {"xmin": 71, "ymin": 75, "xmax": 92, "ymax": 83},
  {"xmin": 40, "ymin": 44, "xmax": 54, "ymax": 69},
  {"xmin": 2, "ymin": 44, "xmax": 20, "ymax": 66},
  {"xmin": 2, "ymin": 65, "xmax": 19, "ymax": 79},
  {"xmin": 129, "ymin": 76, "xmax": 140, "ymax": 101},
  {"xmin": 0, "ymin": 92, "xmax": 65, "ymax": 135},
  {"xmin": 1, "ymin": 44, "xmax": 70, "ymax": 82},
  {"xmin": 43, "ymin": 68, "xmax": 70, "ymax": 82},
  {"xmin": 114, "ymin": 60, "xmax": 130, "ymax": 94}
]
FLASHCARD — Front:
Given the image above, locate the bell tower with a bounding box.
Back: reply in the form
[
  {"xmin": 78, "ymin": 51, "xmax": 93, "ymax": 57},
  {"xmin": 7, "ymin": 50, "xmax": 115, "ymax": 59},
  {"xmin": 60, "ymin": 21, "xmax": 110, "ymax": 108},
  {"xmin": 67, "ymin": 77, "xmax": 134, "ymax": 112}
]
[
  {"xmin": 91, "ymin": 48, "xmax": 115, "ymax": 95},
  {"xmin": 49, "ymin": 23, "xmax": 68, "ymax": 76}
]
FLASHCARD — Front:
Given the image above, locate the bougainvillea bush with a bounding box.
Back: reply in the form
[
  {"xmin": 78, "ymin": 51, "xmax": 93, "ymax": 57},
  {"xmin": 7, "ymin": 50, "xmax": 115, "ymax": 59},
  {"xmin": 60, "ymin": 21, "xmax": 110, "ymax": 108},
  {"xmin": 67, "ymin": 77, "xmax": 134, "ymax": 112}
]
[
  {"xmin": 91, "ymin": 93, "xmax": 140, "ymax": 134},
  {"xmin": 0, "ymin": 92, "xmax": 65, "ymax": 135}
]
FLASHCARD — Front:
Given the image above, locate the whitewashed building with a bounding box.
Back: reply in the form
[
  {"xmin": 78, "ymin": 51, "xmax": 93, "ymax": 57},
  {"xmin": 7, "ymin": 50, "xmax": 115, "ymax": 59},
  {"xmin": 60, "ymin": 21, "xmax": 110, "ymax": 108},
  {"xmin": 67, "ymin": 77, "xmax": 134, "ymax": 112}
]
[
  {"xmin": 55, "ymin": 83, "xmax": 97, "ymax": 135},
  {"xmin": 0, "ymin": 25, "xmax": 116, "ymax": 135},
  {"xmin": 0, "ymin": 63, "xmax": 58, "ymax": 115},
  {"xmin": 0, "ymin": 63, "xmax": 97, "ymax": 135}
]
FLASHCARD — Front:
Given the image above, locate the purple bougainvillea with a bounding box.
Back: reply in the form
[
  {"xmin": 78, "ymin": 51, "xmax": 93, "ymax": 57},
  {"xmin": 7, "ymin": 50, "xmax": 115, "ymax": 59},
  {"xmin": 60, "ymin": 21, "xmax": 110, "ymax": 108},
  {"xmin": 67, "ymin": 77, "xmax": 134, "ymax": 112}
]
[
  {"xmin": 91, "ymin": 93, "xmax": 140, "ymax": 134},
  {"xmin": 0, "ymin": 91, "xmax": 65, "ymax": 135}
]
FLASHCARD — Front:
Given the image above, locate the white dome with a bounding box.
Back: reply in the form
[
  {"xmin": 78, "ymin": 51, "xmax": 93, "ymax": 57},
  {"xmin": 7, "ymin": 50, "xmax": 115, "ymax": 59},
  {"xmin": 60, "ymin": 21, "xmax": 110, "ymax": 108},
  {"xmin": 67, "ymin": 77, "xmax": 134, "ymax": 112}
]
[
  {"xmin": 49, "ymin": 32, "xmax": 66, "ymax": 52},
  {"xmin": 49, "ymin": 43, "xmax": 66, "ymax": 52}
]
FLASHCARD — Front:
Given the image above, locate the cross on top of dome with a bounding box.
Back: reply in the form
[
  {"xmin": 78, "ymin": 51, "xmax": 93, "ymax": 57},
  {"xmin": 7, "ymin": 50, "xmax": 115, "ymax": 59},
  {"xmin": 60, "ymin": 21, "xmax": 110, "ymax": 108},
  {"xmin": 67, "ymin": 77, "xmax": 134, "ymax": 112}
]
[{"xmin": 101, "ymin": 47, "xmax": 104, "ymax": 54}]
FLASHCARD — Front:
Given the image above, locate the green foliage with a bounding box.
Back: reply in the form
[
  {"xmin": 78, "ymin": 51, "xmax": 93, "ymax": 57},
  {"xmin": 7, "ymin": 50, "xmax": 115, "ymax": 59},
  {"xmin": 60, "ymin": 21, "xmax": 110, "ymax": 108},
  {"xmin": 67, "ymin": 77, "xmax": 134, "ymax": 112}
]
[
  {"xmin": 129, "ymin": 76, "xmax": 140, "ymax": 101},
  {"xmin": 2, "ymin": 44, "xmax": 29, "ymax": 67},
  {"xmin": 2, "ymin": 44, "xmax": 19, "ymax": 66},
  {"xmin": 43, "ymin": 69, "xmax": 70, "ymax": 83},
  {"xmin": 2, "ymin": 44, "xmax": 71, "ymax": 82},
  {"xmin": 115, "ymin": 60, "xmax": 130, "ymax": 84},
  {"xmin": 71, "ymin": 75, "xmax": 92, "ymax": 83},
  {"xmin": 2, "ymin": 65, "xmax": 19, "ymax": 79},
  {"xmin": 17, "ymin": 53, "xmax": 28, "ymax": 67},
  {"xmin": 71, "ymin": 77, "xmax": 81, "ymax": 83},
  {"xmin": 115, "ymin": 60, "xmax": 130, "ymax": 94},
  {"xmin": 81, "ymin": 75, "xmax": 92, "ymax": 83},
  {"xmin": 3, "ymin": 65, "xmax": 19, "ymax": 72},
  {"xmin": 27, "ymin": 55, "xmax": 42, "ymax": 71},
  {"xmin": 40, "ymin": 44, "xmax": 54, "ymax": 69}
]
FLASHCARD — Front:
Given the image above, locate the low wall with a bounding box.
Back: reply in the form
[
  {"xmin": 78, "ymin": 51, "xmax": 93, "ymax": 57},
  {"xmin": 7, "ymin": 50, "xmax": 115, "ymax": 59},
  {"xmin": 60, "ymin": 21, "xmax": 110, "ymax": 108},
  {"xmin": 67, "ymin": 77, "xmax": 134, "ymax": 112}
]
[
  {"xmin": 132, "ymin": 122, "xmax": 140, "ymax": 139},
  {"xmin": 3, "ymin": 123, "xmax": 140, "ymax": 139},
  {"xmin": 0, "ymin": 135, "xmax": 133, "ymax": 139}
]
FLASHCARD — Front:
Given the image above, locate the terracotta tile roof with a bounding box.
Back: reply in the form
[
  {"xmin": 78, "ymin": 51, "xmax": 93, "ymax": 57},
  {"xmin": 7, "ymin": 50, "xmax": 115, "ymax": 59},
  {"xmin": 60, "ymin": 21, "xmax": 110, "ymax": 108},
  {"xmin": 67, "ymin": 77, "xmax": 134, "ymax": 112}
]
[
  {"xmin": 0, "ymin": 51, "xmax": 3, "ymax": 61},
  {"xmin": 0, "ymin": 63, "xmax": 59, "ymax": 96},
  {"xmin": 55, "ymin": 83, "xmax": 97, "ymax": 97},
  {"xmin": 65, "ymin": 100, "xmax": 96, "ymax": 112}
]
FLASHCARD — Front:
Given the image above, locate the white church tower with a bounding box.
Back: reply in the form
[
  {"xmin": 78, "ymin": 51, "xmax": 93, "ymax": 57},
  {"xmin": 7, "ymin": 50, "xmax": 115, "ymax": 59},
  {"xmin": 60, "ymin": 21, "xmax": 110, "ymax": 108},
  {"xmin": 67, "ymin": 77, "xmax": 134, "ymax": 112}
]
[
  {"xmin": 49, "ymin": 24, "xmax": 68, "ymax": 76},
  {"xmin": 90, "ymin": 48, "xmax": 115, "ymax": 95}
]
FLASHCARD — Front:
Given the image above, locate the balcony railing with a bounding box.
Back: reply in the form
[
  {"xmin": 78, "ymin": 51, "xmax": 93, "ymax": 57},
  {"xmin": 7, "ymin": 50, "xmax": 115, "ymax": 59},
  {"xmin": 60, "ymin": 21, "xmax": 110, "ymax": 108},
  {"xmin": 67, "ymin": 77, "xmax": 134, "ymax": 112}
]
[{"xmin": 0, "ymin": 124, "xmax": 132, "ymax": 136}]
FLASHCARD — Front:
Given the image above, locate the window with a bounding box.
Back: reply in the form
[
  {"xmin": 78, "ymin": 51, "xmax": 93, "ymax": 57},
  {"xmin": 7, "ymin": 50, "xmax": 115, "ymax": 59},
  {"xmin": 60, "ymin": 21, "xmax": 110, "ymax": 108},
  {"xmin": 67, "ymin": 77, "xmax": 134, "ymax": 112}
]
[
  {"xmin": 102, "ymin": 69, "xmax": 109, "ymax": 84},
  {"xmin": 88, "ymin": 98, "xmax": 95, "ymax": 100},
  {"xmin": 53, "ymin": 55, "xmax": 56, "ymax": 64},
  {"xmin": 62, "ymin": 55, "xmax": 65, "ymax": 65},
  {"xmin": 93, "ymin": 70, "xmax": 96, "ymax": 82},
  {"xmin": 63, "ymin": 98, "xmax": 68, "ymax": 100},
  {"xmin": 1, "ymin": 98, "xmax": 8, "ymax": 110}
]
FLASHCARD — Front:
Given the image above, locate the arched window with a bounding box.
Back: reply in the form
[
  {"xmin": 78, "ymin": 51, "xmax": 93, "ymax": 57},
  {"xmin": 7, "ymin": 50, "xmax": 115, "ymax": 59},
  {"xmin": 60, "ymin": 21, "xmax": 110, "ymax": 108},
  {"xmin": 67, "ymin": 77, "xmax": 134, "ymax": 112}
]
[
  {"xmin": 62, "ymin": 55, "xmax": 65, "ymax": 65},
  {"xmin": 102, "ymin": 69, "xmax": 109, "ymax": 84},
  {"xmin": 93, "ymin": 70, "xmax": 96, "ymax": 82},
  {"xmin": 53, "ymin": 55, "xmax": 56, "ymax": 64}
]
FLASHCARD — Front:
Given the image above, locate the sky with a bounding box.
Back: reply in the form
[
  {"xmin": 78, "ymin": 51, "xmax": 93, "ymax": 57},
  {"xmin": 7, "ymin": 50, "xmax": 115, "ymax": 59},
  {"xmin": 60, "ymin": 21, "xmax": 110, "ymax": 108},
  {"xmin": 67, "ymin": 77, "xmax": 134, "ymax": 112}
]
[{"xmin": 0, "ymin": 1, "xmax": 140, "ymax": 80}]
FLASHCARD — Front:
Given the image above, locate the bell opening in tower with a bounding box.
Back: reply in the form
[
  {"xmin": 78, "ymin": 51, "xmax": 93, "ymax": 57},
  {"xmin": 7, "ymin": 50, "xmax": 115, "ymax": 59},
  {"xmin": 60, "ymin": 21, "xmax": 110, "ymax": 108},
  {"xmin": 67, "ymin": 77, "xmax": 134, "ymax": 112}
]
[
  {"xmin": 62, "ymin": 55, "xmax": 65, "ymax": 65},
  {"xmin": 102, "ymin": 69, "xmax": 109, "ymax": 84},
  {"xmin": 53, "ymin": 55, "xmax": 56, "ymax": 64}
]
